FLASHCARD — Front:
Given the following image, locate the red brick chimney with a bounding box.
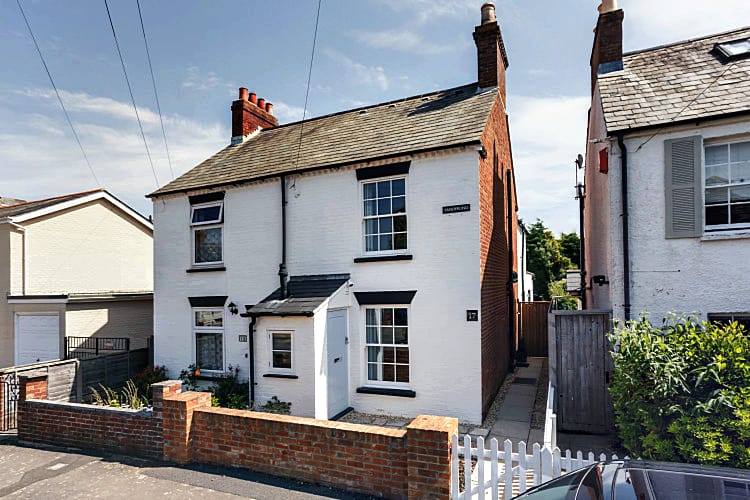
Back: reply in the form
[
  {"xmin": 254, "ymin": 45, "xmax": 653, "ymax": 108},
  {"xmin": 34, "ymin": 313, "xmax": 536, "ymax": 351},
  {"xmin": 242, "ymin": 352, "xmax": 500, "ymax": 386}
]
[
  {"xmin": 590, "ymin": 0, "xmax": 624, "ymax": 94},
  {"xmin": 231, "ymin": 87, "xmax": 278, "ymax": 144},
  {"xmin": 473, "ymin": 3, "xmax": 509, "ymax": 96}
]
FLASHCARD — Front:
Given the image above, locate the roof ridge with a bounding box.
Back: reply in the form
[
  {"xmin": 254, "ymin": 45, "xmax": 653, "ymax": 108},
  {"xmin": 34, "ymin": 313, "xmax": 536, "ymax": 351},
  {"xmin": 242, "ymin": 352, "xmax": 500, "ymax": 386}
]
[
  {"xmin": 258, "ymin": 82, "xmax": 485, "ymax": 133},
  {"xmin": 624, "ymin": 25, "xmax": 750, "ymax": 58},
  {"xmin": 0, "ymin": 188, "xmax": 105, "ymax": 210}
]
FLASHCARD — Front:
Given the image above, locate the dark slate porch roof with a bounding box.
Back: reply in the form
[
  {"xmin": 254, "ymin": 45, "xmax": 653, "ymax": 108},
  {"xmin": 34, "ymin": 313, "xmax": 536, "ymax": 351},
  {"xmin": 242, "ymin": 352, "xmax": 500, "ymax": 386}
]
[{"xmin": 244, "ymin": 274, "xmax": 350, "ymax": 317}]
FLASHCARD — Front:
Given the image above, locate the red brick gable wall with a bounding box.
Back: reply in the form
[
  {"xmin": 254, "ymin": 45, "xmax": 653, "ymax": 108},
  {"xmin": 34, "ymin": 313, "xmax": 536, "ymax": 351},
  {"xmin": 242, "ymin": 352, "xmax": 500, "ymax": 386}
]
[{"xmin": 478, "ymin": 94, "xmax": 518, "ymax": 417}]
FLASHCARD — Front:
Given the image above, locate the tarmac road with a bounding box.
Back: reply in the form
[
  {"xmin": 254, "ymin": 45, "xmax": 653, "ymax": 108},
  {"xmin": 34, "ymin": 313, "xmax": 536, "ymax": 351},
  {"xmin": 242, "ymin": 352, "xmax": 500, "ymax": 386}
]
[{"xmin": 0, "ymin": 437, "xmax": 374, "ymax": 499}]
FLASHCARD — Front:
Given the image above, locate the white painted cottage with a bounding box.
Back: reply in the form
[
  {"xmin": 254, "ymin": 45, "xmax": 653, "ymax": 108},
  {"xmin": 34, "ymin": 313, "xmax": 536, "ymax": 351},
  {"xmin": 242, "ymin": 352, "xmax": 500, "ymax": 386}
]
[
  {"xmin": 583, "ymin": 0, "xmax": 750, "ymax": 326},
  {"xmin": 150, "ymin": 4, "xmax": 520, "ymax": 424}
]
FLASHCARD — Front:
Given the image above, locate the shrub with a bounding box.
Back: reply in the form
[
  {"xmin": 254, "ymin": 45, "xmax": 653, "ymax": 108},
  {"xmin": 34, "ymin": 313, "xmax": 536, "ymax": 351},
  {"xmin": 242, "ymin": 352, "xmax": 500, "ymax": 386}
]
[
  {"xmin": 609, "ymin": 315, "xmax": 750, "ymax": 467},
  {"xmin": 211, "ymin": 364, "xmax": 249, "ymax": 409},
  {"xmin": 132, "ymin": 365, "xmax": 168, "ymax": 403},
  {"xmin": 178, "ymin": 364, "xmax": 200, "ymax": 390},
  {"xmin": 258, "ymin": 396, "xmax": 292, "ymax": 414},
  {"xmin": 549, "ymin": 279, "xmax": 578, "ymax": 310}
]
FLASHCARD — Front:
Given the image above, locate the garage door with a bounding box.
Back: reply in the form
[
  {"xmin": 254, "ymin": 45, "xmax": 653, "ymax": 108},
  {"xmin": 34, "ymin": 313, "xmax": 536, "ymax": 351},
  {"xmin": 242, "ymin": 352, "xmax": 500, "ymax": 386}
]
[{"xmin": 15, "ymin": 314, "xmax": 60, "ymax": 365}]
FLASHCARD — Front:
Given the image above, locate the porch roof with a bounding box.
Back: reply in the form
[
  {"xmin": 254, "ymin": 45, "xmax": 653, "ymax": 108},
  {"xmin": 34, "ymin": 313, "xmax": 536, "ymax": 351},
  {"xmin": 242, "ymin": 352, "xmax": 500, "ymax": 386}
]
[{"xmin": 243, "ymin": 274, "xmax": 350, "ymax": 317}]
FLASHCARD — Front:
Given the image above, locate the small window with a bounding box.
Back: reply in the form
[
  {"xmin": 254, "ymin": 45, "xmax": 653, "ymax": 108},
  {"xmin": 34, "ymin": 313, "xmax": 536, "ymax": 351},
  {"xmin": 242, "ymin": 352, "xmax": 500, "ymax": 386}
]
[
  {"xmin": 715, "ymin": 38, "xmax": 750, "ymax": 62},
  {"xmin": 191, "ymin": 202, "xmax": 223, "ymax": 265},
  {"xmin": 364, "ymin": 306, "xmax": 410, "ymax": 385},
  {"xmin": 704, "ymin": 141, "xmax": 750, "ymax": 230},
  {"xmin": 362, "ymin": 177, "xmax": 407, "ymax": 253},
  {"xmin": 270, "ymin": 332, "xmax": 292, "ymax": 371},
  {"xmin": 708, "ymin": 313, "xmax": 750, "ymax": 332},
  {"xmin": 193, "ymin": 308, "xmax": 224, "ymax": 372}
]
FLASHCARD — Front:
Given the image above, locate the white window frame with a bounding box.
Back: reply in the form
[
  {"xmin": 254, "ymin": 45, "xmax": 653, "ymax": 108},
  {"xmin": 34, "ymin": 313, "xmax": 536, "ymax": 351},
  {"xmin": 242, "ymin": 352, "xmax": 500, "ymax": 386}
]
[
  {"xmin": 192, "ymin": 307, "xmax": 225, "ymax": 373},
  {"xmin": 362, "ymin": 305, "xmax": 411, "ymax": 389},
  {"xmin": 190, "ymin": 201, "xmax": 224, "ymax": 266},
  {"xmin": 703, "ymin": 138, "xmax": 750, "ymax": 232},
  {"xmin": 268, "ymin": 330, "xmax": 294, "ymax": 373},
  {"xmin": 360, "ymin": 176, "xmax": 408, "ymax": 255}
]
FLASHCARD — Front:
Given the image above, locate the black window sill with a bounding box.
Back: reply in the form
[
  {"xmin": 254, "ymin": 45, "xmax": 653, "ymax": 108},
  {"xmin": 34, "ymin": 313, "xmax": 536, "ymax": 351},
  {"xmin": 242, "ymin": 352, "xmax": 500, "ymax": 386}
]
[
  {"xmin": 356, "ymin": 386, "xmax": 416, "ymax": 398},
  {"xmin": 263, "ymin": 373, "xmax": 299, "ymax": 379},
  {"xmin": 186, "ymin": 266, "xmax": 226, "ymax": 273},
  {"xmin": 354, "ymin": 254, "xmax": 413, "ymax": 263},
  {"xmin": 195, "ymin": 373, "xmax": 227, "ymax": 381}
]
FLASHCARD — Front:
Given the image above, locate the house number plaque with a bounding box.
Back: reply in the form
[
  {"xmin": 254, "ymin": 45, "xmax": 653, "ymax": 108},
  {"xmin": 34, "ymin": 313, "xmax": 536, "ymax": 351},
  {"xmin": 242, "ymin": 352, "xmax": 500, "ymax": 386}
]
[
  {"xmin": 466, "ymin": 310, "xmax": 479, "ymax": 321},
  {"xmin": 238, "ymin": 335, "xmax": 248, "ymax": 343}
]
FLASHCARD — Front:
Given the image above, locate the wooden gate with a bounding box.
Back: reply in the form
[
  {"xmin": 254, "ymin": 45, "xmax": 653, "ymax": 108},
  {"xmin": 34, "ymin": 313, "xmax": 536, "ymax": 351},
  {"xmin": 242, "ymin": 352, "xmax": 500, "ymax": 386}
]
[
  {"xmin": 553, "ymin": 310, "xmax": 613, "ymax": 433},
  {"xmin": 519, "ymin": 301, "xmax": 550, "ymax": 357}
]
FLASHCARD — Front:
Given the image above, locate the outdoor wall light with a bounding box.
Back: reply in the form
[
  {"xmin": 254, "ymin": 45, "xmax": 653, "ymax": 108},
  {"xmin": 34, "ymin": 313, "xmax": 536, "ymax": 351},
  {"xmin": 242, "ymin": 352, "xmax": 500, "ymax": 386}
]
[
  {"xmin": 228, "ymin": 302, "xmax": 239, "ymax": 315},
  {"xmin": 592, "ymin": 275, "xmax": 609, "ymax": 286}
]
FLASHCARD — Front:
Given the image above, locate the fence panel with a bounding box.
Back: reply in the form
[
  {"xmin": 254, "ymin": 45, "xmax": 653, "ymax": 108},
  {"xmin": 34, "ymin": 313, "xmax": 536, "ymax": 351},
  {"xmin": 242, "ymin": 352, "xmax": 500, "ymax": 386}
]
[
  {"xmin": 452, "ymin": 434, "xmax": 622, "ymax": 499},
  {"xmin": 79, "ymin": 348, "xmax": 149, "ymax": 399},
  {"xmin": 519, "ymin": 302, "xmax": 550, "ymax": 357}
]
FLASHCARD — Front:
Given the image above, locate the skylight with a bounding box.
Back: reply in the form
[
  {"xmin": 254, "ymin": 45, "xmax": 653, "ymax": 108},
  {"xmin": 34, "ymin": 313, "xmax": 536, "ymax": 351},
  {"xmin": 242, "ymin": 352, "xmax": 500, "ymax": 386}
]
[{"xmin": 715, "ymin": 38, "xmax": 750, "ymax": 61}]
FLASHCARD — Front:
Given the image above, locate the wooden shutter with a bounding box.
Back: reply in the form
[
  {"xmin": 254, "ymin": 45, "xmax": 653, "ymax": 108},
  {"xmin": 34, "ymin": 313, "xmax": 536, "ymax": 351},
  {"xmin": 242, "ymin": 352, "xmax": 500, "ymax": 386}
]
[{"xmin": 665, "ymin": 136, "xmax": 702, "ymax": 238}]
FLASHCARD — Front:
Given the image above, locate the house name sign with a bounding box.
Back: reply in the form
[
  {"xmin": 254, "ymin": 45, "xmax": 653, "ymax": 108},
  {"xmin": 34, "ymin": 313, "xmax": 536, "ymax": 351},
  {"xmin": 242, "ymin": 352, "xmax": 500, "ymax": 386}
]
[{"xmin": 442, "ymin": 204, "xmax": 470, "ymax": 214}]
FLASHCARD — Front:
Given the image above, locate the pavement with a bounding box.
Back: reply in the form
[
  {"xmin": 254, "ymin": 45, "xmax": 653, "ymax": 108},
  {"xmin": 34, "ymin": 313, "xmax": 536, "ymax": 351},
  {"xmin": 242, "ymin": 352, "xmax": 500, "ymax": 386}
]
[{"xmin": 0, "ymin": 437, "xmax": 375, "ymax": 499}]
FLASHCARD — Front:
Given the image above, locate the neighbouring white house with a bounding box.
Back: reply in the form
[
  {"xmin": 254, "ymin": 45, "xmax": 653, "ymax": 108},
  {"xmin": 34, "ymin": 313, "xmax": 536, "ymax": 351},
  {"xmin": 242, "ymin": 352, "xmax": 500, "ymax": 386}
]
[
  {"xmin": 583, "ymin": 0, "xmax": 750, "ymax": 326},
  {"xmin": 0, "ymin": 189, "xmax": 154, "ymax": 367},
  {"xmin": 149, "ymin": 4, "xmax": 520, "ymax": 424},
  {"xmin": 517, "ymin": 221, "xmax": 534, "ymax": 303}
]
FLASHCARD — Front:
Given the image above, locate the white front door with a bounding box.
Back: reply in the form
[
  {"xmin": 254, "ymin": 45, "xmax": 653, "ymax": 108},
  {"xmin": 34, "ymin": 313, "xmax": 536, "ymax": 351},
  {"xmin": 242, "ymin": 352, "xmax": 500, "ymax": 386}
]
[
  {"xmin": 15, "ymin": 314, "xmax": 60, "ymax": 365},
  {"xmin": 326, "ymin": 309, "xmax": 349, "ymax": 419}
]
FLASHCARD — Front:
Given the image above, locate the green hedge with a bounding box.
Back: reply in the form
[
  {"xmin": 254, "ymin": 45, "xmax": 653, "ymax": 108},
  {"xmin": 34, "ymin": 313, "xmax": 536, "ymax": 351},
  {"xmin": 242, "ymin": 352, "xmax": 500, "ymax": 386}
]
[{"xmin": 609, "ymin": 315, "xmax": 750, "ymax": 467}]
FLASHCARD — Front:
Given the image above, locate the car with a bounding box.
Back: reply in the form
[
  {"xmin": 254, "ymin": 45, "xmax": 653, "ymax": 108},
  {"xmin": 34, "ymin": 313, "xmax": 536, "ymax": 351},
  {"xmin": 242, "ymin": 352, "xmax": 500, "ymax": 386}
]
[{"xmin": 513, "ymin": 459, "xmax": 750, "ymax": 500}]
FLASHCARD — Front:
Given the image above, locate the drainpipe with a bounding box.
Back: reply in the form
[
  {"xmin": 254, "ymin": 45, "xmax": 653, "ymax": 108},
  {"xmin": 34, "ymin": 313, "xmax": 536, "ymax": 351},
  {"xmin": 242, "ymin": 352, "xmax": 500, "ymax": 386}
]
[
  {"xmin": 247, "ymin": 314, "xmax": 257, "ymax": 406},
  {"xmin": 617, "ymin": 133, "xmax": 631, "ymax": 321},
  {"xmin": 520, "ymin": 225, "xmax": 526, "ymax": 302},
  {"xmin": 506, "ymin": 170, "xmax": 516, "ymax": 365},
  {"xmin": 278, "ymin": 175, "xmax": 289, "ymax": 299}
]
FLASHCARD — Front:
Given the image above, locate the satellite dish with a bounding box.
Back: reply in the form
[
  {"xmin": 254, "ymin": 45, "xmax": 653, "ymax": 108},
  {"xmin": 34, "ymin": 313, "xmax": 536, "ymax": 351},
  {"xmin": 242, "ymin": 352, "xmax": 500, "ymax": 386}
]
[{"xmin": 575, "ymin": 154, "xmax": 584, "ymax": 169}]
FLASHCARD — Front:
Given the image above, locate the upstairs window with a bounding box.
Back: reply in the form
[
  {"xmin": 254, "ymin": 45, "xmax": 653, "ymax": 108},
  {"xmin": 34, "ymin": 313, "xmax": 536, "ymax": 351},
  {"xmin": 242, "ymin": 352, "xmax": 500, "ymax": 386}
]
[
  {"xmin": 362, "ymin": 178, "xmax": 407, "ymax": 253},
  {"xmin": 190, "ymin": 202, "xmax": 223, "ymax": 265},
  {"xmin": 704, "ymin": 141, "xmax": 750, "ymax": 230}
]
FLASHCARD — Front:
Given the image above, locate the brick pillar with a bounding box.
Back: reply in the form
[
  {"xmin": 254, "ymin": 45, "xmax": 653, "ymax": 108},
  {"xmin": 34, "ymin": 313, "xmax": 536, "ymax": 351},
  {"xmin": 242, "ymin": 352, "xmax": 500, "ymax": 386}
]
[
  {"xmin": 151, "ymin": 380, "xmax": 183, "ymax": 419},
  {"xmin": 406, "ymin": 415, "xmax": 458, "ymax": 499},
  {"xmin": 162, "ymin": 391, "xmax": 211, "ymax": 464},
  {"xmin": 19, "ymin": 374, "xmax": 48, "ymax": 401}
]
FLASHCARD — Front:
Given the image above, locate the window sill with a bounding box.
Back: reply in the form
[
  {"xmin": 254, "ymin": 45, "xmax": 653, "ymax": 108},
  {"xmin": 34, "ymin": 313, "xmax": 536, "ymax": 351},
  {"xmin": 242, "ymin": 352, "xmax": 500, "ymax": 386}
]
[
  {"xmin": 354, "ymin": 254, "xmax": 413, "ymax": 263},
  {"xmin": 356, "ymin": 386, "xmax": 416, "ymax": 398},
  {"xmin": 701, "ymin": 231, "xmax": 750, "ymax": 241},
  {"xmin": 262, "ymin": 373, "xmax": 299, "ymax": 379},
  {"xmin": 195, "ymin": 372, "xmax": 228, "ymax": 381},
  {"xmin": 186, "ymin": 266, "xmax": 226, "ymax": 273}
]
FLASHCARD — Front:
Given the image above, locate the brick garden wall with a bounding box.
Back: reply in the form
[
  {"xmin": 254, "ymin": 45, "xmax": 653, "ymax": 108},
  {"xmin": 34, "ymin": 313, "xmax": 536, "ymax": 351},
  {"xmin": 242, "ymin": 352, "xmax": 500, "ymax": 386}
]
[{"xmin": 17, "ymin": 377, "xmax": 457, "ymax": 499}]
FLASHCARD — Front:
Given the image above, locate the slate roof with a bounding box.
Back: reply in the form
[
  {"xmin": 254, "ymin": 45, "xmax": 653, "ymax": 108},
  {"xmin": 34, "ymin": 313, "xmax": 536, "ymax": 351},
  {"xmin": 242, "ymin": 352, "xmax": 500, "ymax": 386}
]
[
  {"xmin": 0, "ymin": 189, "xmax": 104, "ymax": 219},
  {"xmin": 245, "ymin": 274, "xmax": 350, "ymax": 317},
  {"xmin": 0, "ymin": 197, "xmax": 26, "ymax": 207},
  {"xmin": 598, "ymin": 26, "xmax": 750, "ymax": 132},
  {"xmin": 150, "ymin": 83, "xmax": 497, "ymax": 197}
]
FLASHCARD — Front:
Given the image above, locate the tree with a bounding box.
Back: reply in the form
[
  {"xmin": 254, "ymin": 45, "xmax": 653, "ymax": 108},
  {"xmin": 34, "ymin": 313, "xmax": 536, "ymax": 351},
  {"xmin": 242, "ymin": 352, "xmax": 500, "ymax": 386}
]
[
  {"xmin": 525, "ymin": 219, "xmax": 575, "ymax": 300},
  {"xmin": 559, "ymin": 232, "xmax": 580, "ymax": 268}
]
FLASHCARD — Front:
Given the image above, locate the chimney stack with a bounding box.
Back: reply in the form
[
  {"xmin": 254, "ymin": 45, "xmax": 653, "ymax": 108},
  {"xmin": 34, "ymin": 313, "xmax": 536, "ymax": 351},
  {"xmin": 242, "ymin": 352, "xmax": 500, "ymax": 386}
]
[
  {"xmin": 590, "ymin": 1, "xmax": 624, "ymax": 94},
  {"xmin": 231, "ymin": 87, "xmax": 278, "ymax": 145},
  {"xmin": 473, "ymin": 2, "xmax": 509, "ymax": 95}
]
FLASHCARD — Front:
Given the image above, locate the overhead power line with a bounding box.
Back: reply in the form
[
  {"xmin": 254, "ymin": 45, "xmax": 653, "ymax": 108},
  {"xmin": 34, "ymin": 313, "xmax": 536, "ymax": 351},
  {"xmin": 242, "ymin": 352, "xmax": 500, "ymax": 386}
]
[
  {"xmin": 104, "ymin": 0, "xmax": 160, "ymax": 188},
  {"xmin": 16, "ymin": 0, "xmax": 100, "ymax": 187},
  {"xmin": 293, "ymin": 0, "xmax": 323, "ymax": 171},
  {"xmin": 136, "ymin": 0, "xmax": 174, "ymax": 181}
]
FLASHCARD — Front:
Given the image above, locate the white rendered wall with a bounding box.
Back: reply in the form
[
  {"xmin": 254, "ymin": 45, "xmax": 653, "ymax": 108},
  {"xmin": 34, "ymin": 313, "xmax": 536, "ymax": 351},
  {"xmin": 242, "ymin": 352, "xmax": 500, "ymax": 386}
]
[
  {"xmin": 153, "ymin": 150, "xmax": 484, "ymax": 423},
  {"xmin": 617, "ymin": 118, "xmax": 750, "ymax": 321},
  {"xmin": 584, "ymin": 85, "xmax": 614, "ymax": 312}
]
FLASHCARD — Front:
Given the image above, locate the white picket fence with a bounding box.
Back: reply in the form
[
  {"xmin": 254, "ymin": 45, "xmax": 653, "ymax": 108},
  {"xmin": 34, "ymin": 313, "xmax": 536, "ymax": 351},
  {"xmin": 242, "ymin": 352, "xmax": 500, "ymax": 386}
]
[
  {"xmin": 451, "ymin": 435, "xmax": 620, "ymax": 499},
  {"xmin": 543, "ymin": 382, "xmax": 557, "ymax": 449}
]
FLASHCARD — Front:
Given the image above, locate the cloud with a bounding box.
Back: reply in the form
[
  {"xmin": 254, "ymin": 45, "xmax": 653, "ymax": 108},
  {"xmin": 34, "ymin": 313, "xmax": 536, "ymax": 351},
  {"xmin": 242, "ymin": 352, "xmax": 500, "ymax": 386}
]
[
  {"xmin": 371, "ymin": 0, "xmax": 520, "ymax": 25},
  {"xmin": 181, "ymin": 65, "xmax": 235, "ymax": 95},
  {"xmin": 625, "ymin": 0, "xmax": 750, "ymax": 50},
  {"xmin": 324, "ymin": 49, "xmax": 389, "ymax": 91},
  {"xmin": 354, "ymin": 29, "xmax": 462, "ymax": 54},
  {"xmin": 272, "ymin": 101, "xmax": 306, "ymax": 123},
  {"xmin": 0, "ymin": 88, "xmax": 228, "ymax": 217},
  {"xmin": 508, "ymin": 94, "xmax": 590, "ymax": 234}
]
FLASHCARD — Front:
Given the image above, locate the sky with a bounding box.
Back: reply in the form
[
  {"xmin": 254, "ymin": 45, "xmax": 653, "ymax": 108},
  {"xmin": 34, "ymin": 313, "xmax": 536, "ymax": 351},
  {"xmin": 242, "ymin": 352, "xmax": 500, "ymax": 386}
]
[{"xmin": 1, "ymin": 0, "xmax": 749, "ymax": 234}]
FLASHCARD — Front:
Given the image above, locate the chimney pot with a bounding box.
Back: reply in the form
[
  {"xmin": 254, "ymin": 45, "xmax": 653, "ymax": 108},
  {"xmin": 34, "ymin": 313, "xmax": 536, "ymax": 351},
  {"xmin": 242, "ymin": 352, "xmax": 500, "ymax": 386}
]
[
  {"xmin": 231, "ymin": 90, "xmax": 278, "ymax": 143},
  {"xmin": 265, "ymin": 102, "xmax": 273, "ymax": 114},
  {"xmin": 598, "ymin": 0, "xmax": 618, "ymax": 14},
  {"xmin": 249, "ymin": 92, "xmax": 257, "ymax": 105},
  {"xmin": 238, "ymin": 87, "xmax": 249, "ymax": 101},
  {"xmin": 480, "ymin": 2, "xmax": 496, "ymax": 25},
  {"xmin": 257, "ymin": 98, "xmax": 266, "ymax": 109}
]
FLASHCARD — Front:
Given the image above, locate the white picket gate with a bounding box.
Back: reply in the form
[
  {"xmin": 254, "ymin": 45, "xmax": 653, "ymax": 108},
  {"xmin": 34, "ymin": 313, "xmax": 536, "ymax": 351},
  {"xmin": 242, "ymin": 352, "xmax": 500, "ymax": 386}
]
[{"xmin": 451, "ymin": 435, "xmax": 620, "ymax": 499}]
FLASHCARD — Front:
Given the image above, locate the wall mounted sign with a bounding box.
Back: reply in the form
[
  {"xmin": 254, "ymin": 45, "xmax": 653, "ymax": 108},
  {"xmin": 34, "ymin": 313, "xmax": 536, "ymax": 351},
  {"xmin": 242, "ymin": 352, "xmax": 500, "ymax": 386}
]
[
  {"xmin": 443, "ymin": 204, "xmax": 470, "ymax": 214},
  {"xmin": 466, "ymin": 310, "xmax": 479, "ymax": 322},
  {"xmin": 238, "ymin": 335, "xmax": 248, "ymax": 343}
]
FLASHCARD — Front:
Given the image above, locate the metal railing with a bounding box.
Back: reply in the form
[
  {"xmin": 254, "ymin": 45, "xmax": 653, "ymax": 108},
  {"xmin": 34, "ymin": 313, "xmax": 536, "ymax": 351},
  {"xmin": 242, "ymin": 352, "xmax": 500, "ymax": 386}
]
[{"xmin": 65, "ymin": 337, "xmax": 130, "ymax": 360}]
